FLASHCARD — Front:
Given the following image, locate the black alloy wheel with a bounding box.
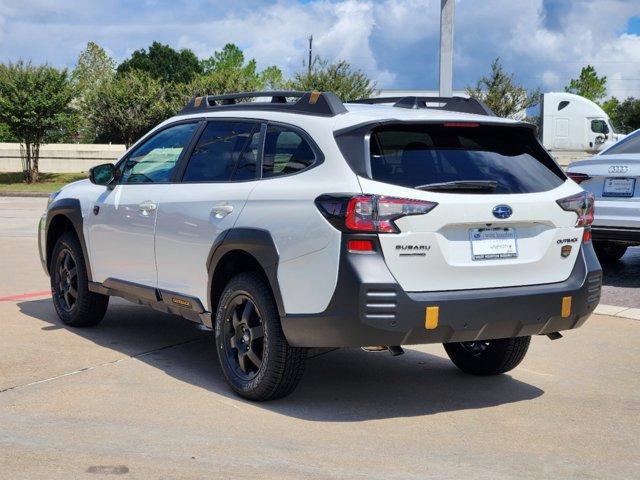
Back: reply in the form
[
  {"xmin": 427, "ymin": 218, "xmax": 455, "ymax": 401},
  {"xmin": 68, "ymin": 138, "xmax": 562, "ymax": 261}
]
[
  {"xmin": 50, "ymin": 232, "xmax": 109, "ymax": 327},
  {"xmin": 53, "ymin": 247, "xmax": 79, "ymax": 312},
  {"xmin": 215, "ymin": 272, "xmax": 306, "ymax": 401},
  {"xmin": 221, "ymin": 294, "xmax": 265, "ymax": 380}
]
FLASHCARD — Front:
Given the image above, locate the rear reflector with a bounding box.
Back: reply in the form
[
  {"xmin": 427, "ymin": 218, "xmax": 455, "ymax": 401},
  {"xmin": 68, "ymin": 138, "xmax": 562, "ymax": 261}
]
[
  {"xmin": 425, "ymin": 306, "xmax": 439, "ymax": 330},
  {"xmin": 582, "ymin": 229, "xmax": 592, "ymax": 243},
  {"xmin": 347, "ymin": 239, "xmax": 375, "ymax": 252},
  {"xmin": 561, "ymin": 296, "xmax": 572, "ymax": 318}
]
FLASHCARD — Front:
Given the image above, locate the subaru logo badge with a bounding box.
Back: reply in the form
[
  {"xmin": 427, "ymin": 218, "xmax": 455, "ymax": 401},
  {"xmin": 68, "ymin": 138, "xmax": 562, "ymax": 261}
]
[{"xmin": 492, "ymin": 205, "xmax": 512, "ymax": 219}]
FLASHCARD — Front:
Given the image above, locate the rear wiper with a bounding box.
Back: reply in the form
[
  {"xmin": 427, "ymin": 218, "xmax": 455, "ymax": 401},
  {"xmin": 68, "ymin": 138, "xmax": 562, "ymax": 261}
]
[{"xmin": 414, "ymin": 180, "xmax": 498, "ymax": 192}]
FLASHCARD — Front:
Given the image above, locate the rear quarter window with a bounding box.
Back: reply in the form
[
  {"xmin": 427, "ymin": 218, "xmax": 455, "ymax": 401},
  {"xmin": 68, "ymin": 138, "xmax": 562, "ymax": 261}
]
[{"xmin": 369, "ymin": 124, "xmax": 565, "ymax": 194}]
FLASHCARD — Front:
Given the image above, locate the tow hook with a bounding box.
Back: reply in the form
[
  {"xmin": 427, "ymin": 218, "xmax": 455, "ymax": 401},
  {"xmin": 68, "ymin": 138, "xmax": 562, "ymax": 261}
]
[
  {"xmin": 361, "ymin": 346, "xmax": 405, "ymax": 356},
  {"xmin": 547, "ymin": 332, "xmax": 563, "ymax": 340}
]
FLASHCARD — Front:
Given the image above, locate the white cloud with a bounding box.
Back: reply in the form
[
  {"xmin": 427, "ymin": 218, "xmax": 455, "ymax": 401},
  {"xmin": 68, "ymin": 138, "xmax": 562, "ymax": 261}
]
[{"xmin": 0, "ymin": 0, "xmax": 638, "ymax": 97}]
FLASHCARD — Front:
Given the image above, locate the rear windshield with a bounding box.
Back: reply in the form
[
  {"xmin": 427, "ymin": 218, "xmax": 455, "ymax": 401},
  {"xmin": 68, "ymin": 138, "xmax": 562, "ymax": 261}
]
[
  {"xmin": 370, "ymin": 124, "xmax": 565, "ymax": 193},
  {"xmin": 602, "ymin": 130, "xmax": 640, "ymax": 155}
]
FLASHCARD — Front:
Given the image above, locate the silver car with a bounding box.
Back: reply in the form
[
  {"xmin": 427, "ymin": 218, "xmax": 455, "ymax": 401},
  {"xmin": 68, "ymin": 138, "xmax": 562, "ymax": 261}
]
[{"xmin": 567, "ymin": 129, "xmax": 640, "ymax": 262}]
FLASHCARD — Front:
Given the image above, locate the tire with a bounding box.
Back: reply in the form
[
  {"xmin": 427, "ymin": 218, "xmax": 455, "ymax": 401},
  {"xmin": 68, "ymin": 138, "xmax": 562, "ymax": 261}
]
[
  {"xmin": 443, "ymin": 336, "xmax": 531, "ymax": 376},
  {"xmin": 214, "ymin": 272, "xmax": 307, "ymax": 401},
  {"xmin": 594, "ymin": 242, "xmax": 627, "ymax": 263},
  {"xmin": 50, "ymin": 232, "xmax": 109, "ymax": 327}
]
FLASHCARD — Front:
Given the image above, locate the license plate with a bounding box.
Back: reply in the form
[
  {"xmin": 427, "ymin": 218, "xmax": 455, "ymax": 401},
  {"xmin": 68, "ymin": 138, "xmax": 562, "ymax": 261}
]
[
  {"xmin": 603, "ymin": 177, "xmax": 635, "ymax": 197},
  {"xmin": 470, "ymin": 228, "xmax": 518, "ymax": 260}
]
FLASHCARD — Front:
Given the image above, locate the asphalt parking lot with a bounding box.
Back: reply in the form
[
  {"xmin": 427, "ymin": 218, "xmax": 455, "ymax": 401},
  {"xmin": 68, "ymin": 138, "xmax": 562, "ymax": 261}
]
[{"xmin": 1, "ymin": 196, "xmax": 639, "ymax": 479}]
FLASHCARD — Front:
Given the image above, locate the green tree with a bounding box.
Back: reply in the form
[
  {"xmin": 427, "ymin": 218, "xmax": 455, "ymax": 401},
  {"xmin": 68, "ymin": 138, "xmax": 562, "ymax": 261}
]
[
  {"xmin": 195, "ymin": 43, "xmax": 286, "ymax": 95},
  {"xmin": 201, "ymin": 44, "xmax": 246, "ymax": 73},
  {"xmin": 260, "ymin": 65, "xmax": 287, "ymax": 90},
  {"xmin": 0, "ymin": 122, "xmax": 16, "ymax": 142},
  {"xmin": 73, "ymin": 42, "xmax": 116, "ymax": 142},
  {"xmin": 185, "ymin": 69, "xmax": 264, "ymax": 98},
  {"xmin": 117, "ymin": 41, "xmax": 202, "ymax": 84},
  {"xmin": 601, "ymin": 97, "xmax": 620, "ymax": 129},
  {"xmin": 72, "ymin": 42, "xmax": 115, "ymax": 94},
  {"xmin": 86, "ymin": 70, "xmax": 179, "ymax": 147},
  {"xmin": 290, "ymin": 58, "xmax": 376, "ymax": 101},
  {"xmin": 0, "ymin": 62, "xmax": 76, "ymax": 183},
  {"xmin": 466, "ymin": 57, "xmax": 539, "ymax": 119},
  {"xmin": 613, "ymin": 97, "xmax": 640, "ymax": 133},
  {"xmin": 565, "ymin": 65, "xmax": 607, "ymax": 103}
]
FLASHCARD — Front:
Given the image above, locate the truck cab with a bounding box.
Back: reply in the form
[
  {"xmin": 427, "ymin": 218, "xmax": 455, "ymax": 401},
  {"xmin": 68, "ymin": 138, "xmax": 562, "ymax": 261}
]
[{"xmin": 540, "ymin": 92, "xmax": 623, "ymax": 152}]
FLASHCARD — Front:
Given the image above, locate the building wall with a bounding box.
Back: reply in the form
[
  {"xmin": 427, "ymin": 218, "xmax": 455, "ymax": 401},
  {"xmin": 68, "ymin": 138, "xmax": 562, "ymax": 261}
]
[
  {"xmin": 0, "ymin": 141, "xmax": 588, "ymax": 173},
  {"xmin": 0, "ymin": 143, "xmax": 126, "ymax": 173}
]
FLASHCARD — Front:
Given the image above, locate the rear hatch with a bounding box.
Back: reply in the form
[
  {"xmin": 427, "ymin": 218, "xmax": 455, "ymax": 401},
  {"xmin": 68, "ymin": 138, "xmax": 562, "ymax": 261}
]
[{"xmin": 354, "ymin": 122, "xmax": 585, "ymax": 292}]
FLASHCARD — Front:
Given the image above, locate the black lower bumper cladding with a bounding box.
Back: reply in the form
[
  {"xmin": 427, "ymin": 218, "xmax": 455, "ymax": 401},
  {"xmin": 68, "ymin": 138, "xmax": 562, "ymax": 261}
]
[{"xmin": 282, "ymin": 236, "xmax": 602, "ymax": 348}]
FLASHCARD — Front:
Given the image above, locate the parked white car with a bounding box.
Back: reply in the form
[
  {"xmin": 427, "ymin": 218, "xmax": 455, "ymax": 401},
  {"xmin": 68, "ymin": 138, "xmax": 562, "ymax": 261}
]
[
  {"xmin": 567, "ymin": 128, "xmax": 640, "ymax": 262},
  {"xmin": 39, "ymin": 92, "xmax": 602, "ymax": 400}
]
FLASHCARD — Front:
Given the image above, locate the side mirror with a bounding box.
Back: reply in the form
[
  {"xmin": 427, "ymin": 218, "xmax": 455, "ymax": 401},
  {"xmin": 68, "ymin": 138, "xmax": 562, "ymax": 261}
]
[{"xmin": 89, "ymin": 163, "xmax": 116, "ymax": 186}]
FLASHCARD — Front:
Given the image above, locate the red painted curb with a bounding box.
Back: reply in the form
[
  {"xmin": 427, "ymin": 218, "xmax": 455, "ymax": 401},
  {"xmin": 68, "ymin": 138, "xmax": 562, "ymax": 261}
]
[{"xmin": 0, "ymin": 290, "xmax": 52, "ymax": 302}]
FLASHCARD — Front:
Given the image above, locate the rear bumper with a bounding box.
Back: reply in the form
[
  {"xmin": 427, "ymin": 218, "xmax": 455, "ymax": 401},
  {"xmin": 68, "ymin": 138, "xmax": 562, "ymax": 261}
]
[
  {"xmin": 592, "ymin": 226, "xmax": 640, "ymax": 244},
  {"xmin": 282, "ymin": 237, "xmax": 602, "ymax": 348}
]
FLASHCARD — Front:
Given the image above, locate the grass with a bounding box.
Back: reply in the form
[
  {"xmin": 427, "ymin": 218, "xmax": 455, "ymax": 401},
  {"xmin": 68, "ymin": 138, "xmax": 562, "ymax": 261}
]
[{"xmin": 0, "ymin": 172, "xmax": 87, "ymax": 194}]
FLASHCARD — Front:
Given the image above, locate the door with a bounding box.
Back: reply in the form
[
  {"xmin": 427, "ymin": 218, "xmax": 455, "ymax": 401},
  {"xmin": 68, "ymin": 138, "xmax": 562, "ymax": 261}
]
[
  {"xmin": 87, "ymin": 122, "xmax": 200, "ymax": 286},
  {"xmin": 154, "ymin": 120, "xmax": 262, "ymax": 305}
]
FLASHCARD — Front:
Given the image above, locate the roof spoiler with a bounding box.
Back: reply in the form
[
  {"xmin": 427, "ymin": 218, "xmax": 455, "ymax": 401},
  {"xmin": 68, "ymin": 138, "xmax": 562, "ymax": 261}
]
[{"xmin": 350, "ymin": 96, "xmax": 495, "ymax": 117}]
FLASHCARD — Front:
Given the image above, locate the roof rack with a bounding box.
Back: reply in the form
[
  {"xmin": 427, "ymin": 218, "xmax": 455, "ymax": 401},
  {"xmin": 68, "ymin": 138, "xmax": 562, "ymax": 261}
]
[
  {"xmin": 179, "ymin": 91, "xmax": 348, "ymax": 117},
  {"xmin": 350, "ymin": 96, "xmax": 495, "ymax": 116}
]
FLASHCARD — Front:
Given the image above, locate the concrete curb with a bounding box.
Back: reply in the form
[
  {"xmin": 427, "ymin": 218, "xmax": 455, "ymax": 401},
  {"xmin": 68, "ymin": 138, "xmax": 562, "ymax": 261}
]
[
  {"xmin": 0, "ymin": 191, "xmax": 51, "ymax": 198},
  {"xmin": 594, "ymin": 304, "xmax": 640, "ymax": 320}
]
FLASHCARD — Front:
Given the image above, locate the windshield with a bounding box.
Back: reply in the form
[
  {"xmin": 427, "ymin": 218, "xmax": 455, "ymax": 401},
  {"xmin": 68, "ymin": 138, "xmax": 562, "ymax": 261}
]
[
  {"xmin": 601, "ymin": 130, "xmax": 640, "ymax": 155},
  {"xmin": 369, "ymin": 124, "xmax": 565, "ymax": 194}
]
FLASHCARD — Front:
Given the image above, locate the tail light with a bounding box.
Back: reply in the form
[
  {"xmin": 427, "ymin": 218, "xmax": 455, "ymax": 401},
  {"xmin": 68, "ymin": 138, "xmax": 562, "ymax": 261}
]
[
  {"xmin": 557, "ymin": 191, "xmax": 595, "ymax": 243},
  {"xmin": 316, "ymin": 194, "xmax": 437, "ymax": 234},
  {"xmin": 567, "ymin": 172, "xmax": 591, "ymax": 184}
]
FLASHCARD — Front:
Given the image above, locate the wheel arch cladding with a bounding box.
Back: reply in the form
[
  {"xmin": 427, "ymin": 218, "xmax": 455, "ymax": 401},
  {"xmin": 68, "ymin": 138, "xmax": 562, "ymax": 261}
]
[
  {"xmin": 207, "ymin": 228, "xmax": 285, "ymax": 317},
  {"xmin": 45, "ymin": 198, "xmax": 93, "ymax": 281}
]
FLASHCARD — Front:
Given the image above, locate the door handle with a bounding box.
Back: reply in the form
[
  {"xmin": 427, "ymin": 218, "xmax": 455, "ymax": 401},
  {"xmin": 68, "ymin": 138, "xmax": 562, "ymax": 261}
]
[
  {"xmin": 211, "ymin": 204, "xmax": 234, "ymax": 219},
  {"xmin": 138, "ymin": 201, "xmax": 157, "ymax": 216}
]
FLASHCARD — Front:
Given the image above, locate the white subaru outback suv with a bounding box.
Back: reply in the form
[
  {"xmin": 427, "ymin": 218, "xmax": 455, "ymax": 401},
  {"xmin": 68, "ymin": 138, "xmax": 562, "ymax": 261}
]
[{"xmin": 39, "ymin": 91, "xmax": 602, "ymax": 401}]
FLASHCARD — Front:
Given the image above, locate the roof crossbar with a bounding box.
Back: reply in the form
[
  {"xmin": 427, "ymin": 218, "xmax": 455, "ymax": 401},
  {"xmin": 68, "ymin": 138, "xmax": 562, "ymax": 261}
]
[
  {"xmin": 179, "ymin": 91, "xmax": 348, "ymax": 117},
  {"xmin": 350, "ymin": 96, "xmax": 495, "ymax": 116}
]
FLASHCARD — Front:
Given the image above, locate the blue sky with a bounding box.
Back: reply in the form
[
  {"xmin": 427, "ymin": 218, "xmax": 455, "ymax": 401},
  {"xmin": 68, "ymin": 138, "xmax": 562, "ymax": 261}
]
[{"xmin": 0, "ymin": 0, "xmax": 638, "ymax": 98}]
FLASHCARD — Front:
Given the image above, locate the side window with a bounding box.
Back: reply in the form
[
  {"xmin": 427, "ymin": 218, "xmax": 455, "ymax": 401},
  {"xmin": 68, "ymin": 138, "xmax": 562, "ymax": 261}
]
[
  {"xmin": 183, "ymin": 121, "xmax": 258, "ymax": 182},
  {"xmin": 262, "ymin": 125, "xmax": 316, "ymax": 178},
  {"xmin": 121, "ymin": 123, "xmax": 198, "ymax": 184},
  {"xmin": 591, "ymin": 119, "xmax": 609, "ymax": 134}
]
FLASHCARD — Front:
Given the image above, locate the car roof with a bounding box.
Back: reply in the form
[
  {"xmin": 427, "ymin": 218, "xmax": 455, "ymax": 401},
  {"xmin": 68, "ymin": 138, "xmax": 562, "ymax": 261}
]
[{"xmin": 163, "ymin": 101, "xmax": 520, "ymax": 133}]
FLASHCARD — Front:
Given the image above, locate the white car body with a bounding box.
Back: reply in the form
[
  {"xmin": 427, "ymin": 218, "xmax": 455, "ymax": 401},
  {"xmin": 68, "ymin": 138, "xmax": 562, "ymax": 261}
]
[
  {"xmin": 39, "ymin": 92, "xmax": 601, "ymax": 347},
  {"xmin": 567, "ymin": 128, "xmax": 640, "ymax": 247}
]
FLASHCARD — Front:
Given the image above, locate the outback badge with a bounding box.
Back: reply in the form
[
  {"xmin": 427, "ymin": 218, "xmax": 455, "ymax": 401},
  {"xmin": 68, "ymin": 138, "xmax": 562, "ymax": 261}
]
[{"xmin": 561, "ymin": 245, "xmax": 572, "ymax": 258}]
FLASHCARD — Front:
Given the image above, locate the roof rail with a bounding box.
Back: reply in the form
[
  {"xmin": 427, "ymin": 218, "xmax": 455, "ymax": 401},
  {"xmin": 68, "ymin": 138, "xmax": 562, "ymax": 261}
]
[
  {"xmin": 350, "ymin": 96, "xmax": 495, "ymax": 116},
  {"xmin": 179, "ymin": 91, "xmax": 348, "ymax": 117}
]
